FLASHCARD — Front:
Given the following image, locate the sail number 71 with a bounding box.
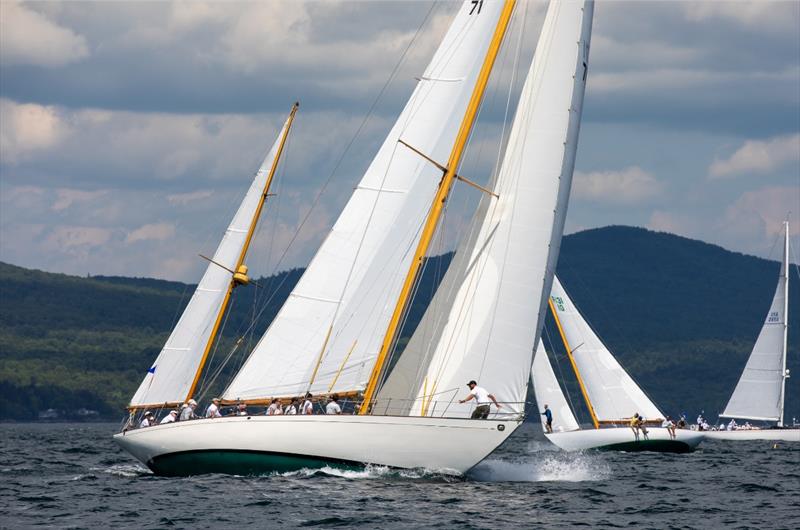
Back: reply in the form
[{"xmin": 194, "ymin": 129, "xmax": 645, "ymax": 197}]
[{"xmin": 470, "ymin": 0, "xmax": 483, "ymax": 15}]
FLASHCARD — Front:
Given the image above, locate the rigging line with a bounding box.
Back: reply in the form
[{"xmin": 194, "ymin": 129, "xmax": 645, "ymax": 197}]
[
  {"xmin": 543, "ymin": 324, "xmax": 580, "ymax": 421},
  {"xmin": 196, "ymin": 289, "xmax": 236, "ymax": 395}
]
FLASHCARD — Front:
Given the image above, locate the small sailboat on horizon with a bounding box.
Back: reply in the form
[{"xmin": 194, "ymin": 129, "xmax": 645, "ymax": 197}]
[
  {"xmin": 705, "ymin": 221, "xmax": 799, "ymax": 442},
  {"xmin": 114, "ymin": 0, "xmax": 597, "ymax": 476},
  {"xmin": 531, "ymin": 275, "xmax": 704, "ymax": 452}
]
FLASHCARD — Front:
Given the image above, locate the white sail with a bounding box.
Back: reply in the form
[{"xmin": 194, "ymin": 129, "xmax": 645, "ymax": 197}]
[
  {"xmin": 549, "ymin": 275, "xmax": 663, "ymax": 421},
  {"xmin": 129, "ymin": 112, "xmax": 296, "ymax": 407},
  {"xmin": 382, "ymin": 0, "xmax": 594, "ymax": 419},
  {"xmin": 531, "ymin": 340, "xmax": 580, "ymax": 433},
  {"xmin": 721, "ymin": 222, "xmax": 789, "ymax": 423},
  {"xmin": 223, "ymin": 1, "xmax": 507, "ymax": 401}
]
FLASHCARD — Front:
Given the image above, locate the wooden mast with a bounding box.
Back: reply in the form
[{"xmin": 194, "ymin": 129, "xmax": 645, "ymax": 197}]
[
  {"xmin": 184, "ymin": 102, "xmax": 300, "ymax": 403},
  {"xmin": 548, "ymin": 298, "xmax": 600, "ymax": 429},
  {"xmin": 359, "ymin": 0, "xmax": 517, "ymax": 415}
]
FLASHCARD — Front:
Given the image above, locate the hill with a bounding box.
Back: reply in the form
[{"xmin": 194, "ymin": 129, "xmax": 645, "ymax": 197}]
[{"xmin": 0, "ymin": 225, "xmax": 797, "ymax": 423}]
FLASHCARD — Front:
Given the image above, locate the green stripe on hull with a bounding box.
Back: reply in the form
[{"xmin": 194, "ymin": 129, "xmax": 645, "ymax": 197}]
[
  {"xmin": 148, "ymin": 450, "xmax": 364, "ymax": 477},
  {"xmin": 596, "ymin": 440, "xmax": 693, "ymax": 453}
]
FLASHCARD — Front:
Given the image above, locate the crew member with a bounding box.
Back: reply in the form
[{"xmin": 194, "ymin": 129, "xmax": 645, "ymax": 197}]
[
  {"xmin": 206, "ymin": 398, "xmax": 222, "ymax": 418},
  {"xmin": 326, "ymin": 394, "xmax": 342, "ymax": 415},
  {"xmin": 459, "ymin": 380, "xmax": 501, "ymax": 419},
  {"xmin": 160, "ymin": 410, "xmax": 178, "ymax": 424},
  {"xmin": 541, "ymin": 404, "xmax": 553, "ymax": 433}
]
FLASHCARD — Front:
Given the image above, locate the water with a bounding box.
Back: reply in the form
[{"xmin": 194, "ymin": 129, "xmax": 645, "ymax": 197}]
[{"xmin": 1, "ymin": 423, "xmax": 798, "ymax": 529}]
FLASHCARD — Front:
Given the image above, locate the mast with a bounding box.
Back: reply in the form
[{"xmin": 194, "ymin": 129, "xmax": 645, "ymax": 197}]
[
  {"xmin": 548, "ymin": 298, "xmax": 600, "ymax": 429},
  {"xmin": 358, "ymin": 0, "xmax": 517, "ymax": 414},
  {"xmin": 184, "ymin": 102, "xmax": 300, "ymax": 402},
  {"xmin": 779, "ymin": 220, "xmax": 789, "ymax": 427}
]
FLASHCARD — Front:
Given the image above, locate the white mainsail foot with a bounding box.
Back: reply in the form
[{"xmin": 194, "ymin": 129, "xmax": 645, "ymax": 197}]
[
  {"xmin": 116, "ymin": 0, "xmax": 597, "ymax": 476},
  {"xmin": 127, "ymin": 103, "xmax": 300, "ymax": 411},
  {"xmin": 711, "ymin": 221, "xmax": 799, "ymax": 442},
  {"xmin": 533, "ymin": 276, "xmax": 703, "ymax": 452}
]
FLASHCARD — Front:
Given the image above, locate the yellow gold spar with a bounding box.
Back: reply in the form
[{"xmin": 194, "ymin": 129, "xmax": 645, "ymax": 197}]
[
  {"xmin": 359, "ymin": 0, "xmax": 517, "ymax": 415},
  {"xmin": 548, "ymin": 298, "xmax": 600, "ymax": 429},
  {"xmin": 184, "ymin": 102, "xmax": 300, "ymax": 403}
]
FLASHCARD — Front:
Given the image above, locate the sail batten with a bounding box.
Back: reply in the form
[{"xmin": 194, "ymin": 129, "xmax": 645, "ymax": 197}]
[{"xmin": 128, "ymin": 105, "xmax": 299, "ymax": 408}]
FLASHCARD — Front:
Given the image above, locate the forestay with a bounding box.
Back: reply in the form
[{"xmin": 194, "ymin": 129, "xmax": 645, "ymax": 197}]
[
  {"xmin": 550, "ymin": 275, "xmax": 663, "ymax": 421},
  {"xmin": 721, "ymin": 222, "xmax": 789, "ymax": 423},
  {"xmin": 379, "ymin": 0, "xmax": 594, "ymax": 419},
  {"xmin": 129, "ymin": 113, "xmax": 296, "ymax": 408},
  {"xmin": 531, "ymin": 341, "xmax": 580, "ymax": 433},
  {"xmin": 223, "ymin": 1, "xmax": 506, "ymax": 401}
]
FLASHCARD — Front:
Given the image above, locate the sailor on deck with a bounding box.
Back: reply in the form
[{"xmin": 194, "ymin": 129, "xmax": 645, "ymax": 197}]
[
  {"xmin": 206, "ymin": 398, "xmax": 222, "ymax": 418},
  {"xmin": 180, "ymin": 399, "xmax": 197, "ymax": 421},
  {"xmin": 326, "ymin": 394, "xmax": 342, "ymax": 415},
  {"xmin": 139, "ymin": 411, "xmax": 154, "ymax": 428},
  {"xmin": 459, "ymin": 380, "xmax": 501, "ymax": 419},
  {"xmin": 160, "ymin": 410, "xmax": 178, "ymax": 424},
  {"xmin": 301, "ymin": 393, "xmax": 314, "ymax": 415},
  {"xmin": 267, "ymin": 399, "xmax": 283, "ymax": 415},
  {"xmin": 541, "ymin": 404, "xmax": 553, "ymax": 433}
]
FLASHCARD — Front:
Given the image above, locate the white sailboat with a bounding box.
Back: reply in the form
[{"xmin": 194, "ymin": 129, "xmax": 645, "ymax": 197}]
[
  {"xmin": 114, "ymin": 0, "xmax": 595, "ymax": 476},
  {"xmin": 531, "ymin": 276, "xmax": 704, "ymax": 452},
  {"xmin": 706, "ymin": 222, "xmax": 799, "ymax": 442}
]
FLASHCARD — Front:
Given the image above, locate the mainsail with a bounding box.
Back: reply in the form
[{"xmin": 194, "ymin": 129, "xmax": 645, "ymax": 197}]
[
  {"xmin": 721, "ymin": 222, "xmax": 790, "ymax": 424},
  {"xmin": 378, "ymin": 0, "xmax": 595, "ymax": 419},
  {"xmin": 129, "ymin": 106, "xmax": 298, "ymax": 408},
  {"xmin": 223, "ymin": 1, "xmax": 509, "ymax": 401},
  {"xmin": 531, "ymin": 340, "xmax": 580, "ymax": 432},
  {"xmin": 549, "ymin": 275, "xmax": 663, "ymax": 422}
]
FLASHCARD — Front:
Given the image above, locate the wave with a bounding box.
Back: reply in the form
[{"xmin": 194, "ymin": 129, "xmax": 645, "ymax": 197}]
[
  {"xmin": 468, "ymin": 453, "xmax": 612, "ymax": 483},
  {"xmin": 92, "ymin": 464, "xmax": 151, "ymax": 478}
]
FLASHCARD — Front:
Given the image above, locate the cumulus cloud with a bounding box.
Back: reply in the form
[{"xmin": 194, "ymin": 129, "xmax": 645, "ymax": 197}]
[
  {"xmin": 0, "ymin": 99, "xmax": 67, "ymax": 163},
  {"xmin": 126, "ymin": 222, "xmax": 176, "ymax": 244},
  {"xmin": 0, "ymin": 1, "xmax": 89, "ymax": 67},
  {"xmin": 683, "ymin": 1, "xmax": 799, "ymax": 34},
  {"xmin": 709, "ymin": 133, "xmax": 800, "ymax": 178},
  {"xmin": 572, "ymin": 166, "xmax": 664, "ymax": 204},
  {"xmin": 43, "ymin": 226, "xmax": 113, "ymax": 256},
  {"xmin": 52, "ymin": 189, "xmax": 108, "ymax": 212},
  {"xmin": 167, "ymin": 190, "xmax": 214, "ymax": 206},
  {"xmin": 721, "ymin": 186, "xmax": 799, "ymax": 241}
]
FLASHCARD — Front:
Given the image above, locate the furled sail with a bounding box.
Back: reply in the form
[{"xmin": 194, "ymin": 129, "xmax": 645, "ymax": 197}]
[
  {"xmin": 531, "ymin": 340, "xmax": 580, "ymax": 433},
  {"xmin": 129, "ymin": 109, "xmax": 297, "ymax": 408},
  {"xmin": 379, "ymin": 0, "xmax": 595, "ymax": 419},
  {"xmin": 223, "ymin": 1, "xmax": 508, "ymax": 401},
  {"xmin": 549, "ymin": 275, "xmax": 663, "ymax": 421},
  {"xmin": 721, "ymin": 222, "xmax": 789, "ymax": 423}
]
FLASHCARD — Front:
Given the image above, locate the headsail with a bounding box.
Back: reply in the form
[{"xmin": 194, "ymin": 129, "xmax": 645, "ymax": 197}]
[
  {"xmin": 549, "ymin": 275, "xmax": 663, "ymax": 422},
  {"xmin": 531, "ymin": 340, "xmax": 580, "ymax": 433},
  {"xmin": 378, "ymin": 0, "xmax": 595, "ymax": 419},
  {"xmin": 721, "ymin": 221, "xmax": 790, "ymax": 424},
  {"xmin": 129, "ymin": 106, "xmax": 299, "ymax": 408},
  {"xmin": 223, "ymin": 1, "xmax": 509, "ymax": 401}
]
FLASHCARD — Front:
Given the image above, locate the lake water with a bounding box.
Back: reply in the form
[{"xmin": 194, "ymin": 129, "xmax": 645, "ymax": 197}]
[{"xmin": 1, "ymin": 422, "xmax": 798, "ymax": 529}]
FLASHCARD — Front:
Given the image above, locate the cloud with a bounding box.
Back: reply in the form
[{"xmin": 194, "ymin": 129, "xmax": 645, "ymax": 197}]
[
  {"xmin": 0, "ymin": 1, "xmax": 89, "ymax": 67},
  {"xmin": 167, "ymin": 190, "xmax": 214, "ymax": 206},
  {"xmin": 709, "ymin": 133, "xmax": 800, "ymax": 178},
  {"xmin": 683, "ymin": 2, "xmax": 799, "ymax": 34},
  {"xmin": 647, "ymin": 210, "xmax": 695, "ymax": 236},
  {"xmin": 52, "ymin": 189, "xmax": 108, "ymax": 212},
  {"xmin": 721, "ymin": 186, "xmax": 799, "ymax": 241},
  {"xmin": 43, "ymin": 226, "xmax": 113, "ymax": 256},
  {"xmin": 126, "ymin": 222, "xmax": 176, "ymax": 244},
  {"xmin": 572, "ymin": 166, "xmax": 663, "ymax": 204},
  {"xmin": 0, "ymin": 99, "xmax": 67, "ymax": 163}
]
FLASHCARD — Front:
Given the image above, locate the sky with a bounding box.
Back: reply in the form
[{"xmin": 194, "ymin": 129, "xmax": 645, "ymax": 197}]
[{"xmin": 1, "ymin": 0, "xmax": 798, "ymax": 282}]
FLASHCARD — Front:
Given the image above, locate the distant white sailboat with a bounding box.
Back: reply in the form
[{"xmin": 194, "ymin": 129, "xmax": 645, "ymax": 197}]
[
  {"xmin": 531, "ymin": 276, "xmax": 703, "ymax": 452},
  {"xmin": 706, "ymin": 222, "xmax": 799, "ymax": 442},
  {"xmin": 115, "ymin": 0, "xmax": 597, "ymax": 476}
]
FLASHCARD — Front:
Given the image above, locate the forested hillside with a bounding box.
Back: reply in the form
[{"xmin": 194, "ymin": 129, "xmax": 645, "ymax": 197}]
[{"xmin": 0, "ymin": 226, "xmax": 797, "ymax": 423}]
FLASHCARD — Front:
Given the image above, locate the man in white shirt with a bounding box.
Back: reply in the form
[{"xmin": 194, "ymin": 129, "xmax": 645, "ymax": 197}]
[
  {"xmin": 180, "ymin": 399, "xmax": 197, "ymax": 421},
  {"xmin": 267, "ymin": 398, "xmax": 283, "ymax": 416},
  {"xmin": 206, "ymin": 398, "xmax": 222, "ymax": 418},
  {"xmin": 301, "ymin": 393, "xmax": 314, "ymax": 415},
  {"xmin": 139, "ymin": 411, "xmax": 154, "ymax": 428},
  {"xmin": 458, "ymin": 380, "xmax": 501, "ymax": 419},
  {"xmin": 284, "ymin": 398, "xmax": 299, "ymax": 415},
  {"xmin": 325, "ymin": 394, "xmax": 342, "ymax": 415},
  {"xmin": 160, "ymin": 410, "xmax": 178, "ymax": 424}
]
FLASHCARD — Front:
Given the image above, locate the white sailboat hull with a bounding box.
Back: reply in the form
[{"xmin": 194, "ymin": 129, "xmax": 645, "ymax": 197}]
[
  {"xmin": 702, "ymin": 429, "xmax": 800, "ymax": 442},
  {"xmin": 544, "ymin": 428, "xmax": 704, "ymax": 453},
  {"xmin": 113, "ymin": 415, "xmax": 520, "ymax": 476}
]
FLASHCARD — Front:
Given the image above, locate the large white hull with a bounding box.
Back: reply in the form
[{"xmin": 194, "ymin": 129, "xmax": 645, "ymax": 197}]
[
  {"xmin": 113, "ymin": 415, "xmax": 520, "ymax": 476},
  {"xmin": 544, "ymin": 428, "xmax": 704, "ymax": 453},
  {"xmin": 702, "ymin": 428, "xmax": 800, "ymax": 442}
]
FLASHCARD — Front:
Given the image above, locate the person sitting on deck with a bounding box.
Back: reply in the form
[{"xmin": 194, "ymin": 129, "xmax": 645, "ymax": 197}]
[
  {"xmin": 139, "ymin": 411, "xmax": 154, "ymax": 428},
  {"xmin": 236, "ymin": 403, "xmax": 248, "ymax": 416},
  {"xmin": 180, "ymin": 399, "xmax": 197, "ymax": 421},
  {"xmin": 541, "ymin": 404, "xmax": 553, "ymax": 433},
  {"xmin": 301, "ymin": 393, "xmax": 314, "ymax": 415},
  {"xmin": 459, "ymin": 380, "xmax": 501, "ymax": 419},
  {"xmin": 160, "ymin": 410, "xmax": 178, "ymax": 424},
  {"xmin": 326, "ymin": 394, "xmax": 342, "ymax": 415},
  {"xmin": 206, "ymin": 398, "xmax": 222, "ymax": 418},
  {"xmin": 662, "ymin": 416, "xmax": 676, "ymax": 439},
  {"xmin": 727, "ymin": 419, "xmax": 737, "ymax": 431},
  {"xmin": 267, "ymin": 399, "xmax": 283, "ymax": 416},
  {"xmin": 630, "ymin": 413, "xmax": 642, "ymax": 441},
  {"xmin": 284, "ymin": 398, "xmax": 299, "ymax": 415}
]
